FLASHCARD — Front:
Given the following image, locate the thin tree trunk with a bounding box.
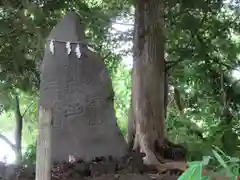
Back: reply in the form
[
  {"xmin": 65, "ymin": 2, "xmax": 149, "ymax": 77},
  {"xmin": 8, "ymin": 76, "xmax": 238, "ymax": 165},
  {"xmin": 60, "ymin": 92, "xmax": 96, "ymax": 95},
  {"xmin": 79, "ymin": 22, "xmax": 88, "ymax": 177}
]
[
  {"xmin": 131, "ymin": 0, "xmax": 186, "ymax": 171},
  {"xmin": 164, "ymin": 70, "xmax": 168, "ymax": 119},
  {"xmin": 0, "ymin": 96, "xmax": 33, "ymax": 165},
  {"xmin": 126, "ymin": 100, "xmax": 134, "ymax": 151},
  {"xmin": 35, "ymin": 106, "xmax": 52, "ymax": 180},
  {"xmin": 14, "ymin": 95, "xmax": 23, "ymax": 164},
  {"xmin": 0, "ymin": 95, "xmax": 23, "ymax": 165}
]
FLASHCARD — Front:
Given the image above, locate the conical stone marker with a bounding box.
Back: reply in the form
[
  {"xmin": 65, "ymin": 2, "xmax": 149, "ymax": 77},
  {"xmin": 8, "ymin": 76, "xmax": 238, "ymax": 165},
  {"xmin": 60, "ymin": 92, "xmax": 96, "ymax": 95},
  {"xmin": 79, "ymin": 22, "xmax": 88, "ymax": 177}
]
[{"xmin": 39, "ymin": 12, "xmax": 127, "ymax": 163}]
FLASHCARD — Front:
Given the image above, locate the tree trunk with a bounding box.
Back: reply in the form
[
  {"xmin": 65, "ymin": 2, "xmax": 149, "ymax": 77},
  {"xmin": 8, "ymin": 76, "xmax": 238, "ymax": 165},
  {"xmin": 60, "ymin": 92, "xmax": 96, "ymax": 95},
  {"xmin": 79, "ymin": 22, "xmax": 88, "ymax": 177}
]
[
  {"xmin": 132, "ymin": 0, "xmax": 165, "ymax": 164},
  {"xmin": 14, "ymin": 95, "xmax": 23, "ymax": 164},
  {"xmin": 0, "ymin": 96, "xmax": 23, "ymax": 165},
  {"xmin": 164, "ymin": 70, "xmax": 168, "ymax": 119},
  {"xmin": 131, "ymin": 0, "xmax": 186, "ymax": 172},
  {"xmin": 35, "ymin": 106, "xmax": 52, "ymax": 180}
]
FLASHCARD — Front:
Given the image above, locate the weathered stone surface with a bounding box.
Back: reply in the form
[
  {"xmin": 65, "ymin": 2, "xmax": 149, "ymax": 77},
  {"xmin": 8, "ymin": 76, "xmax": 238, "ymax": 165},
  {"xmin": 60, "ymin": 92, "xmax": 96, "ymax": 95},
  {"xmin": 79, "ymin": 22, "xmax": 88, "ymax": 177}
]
[{"xmin": 39, "ymin": 12, "xmax": 127, "ymax": 163}]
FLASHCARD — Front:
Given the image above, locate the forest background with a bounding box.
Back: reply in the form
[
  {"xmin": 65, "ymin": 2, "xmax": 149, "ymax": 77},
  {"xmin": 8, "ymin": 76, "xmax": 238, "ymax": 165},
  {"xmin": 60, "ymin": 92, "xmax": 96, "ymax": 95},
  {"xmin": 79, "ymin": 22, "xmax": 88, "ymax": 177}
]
[{"xmin": 0, "ymin": 0, "xmax": 239, "ymax": 168}]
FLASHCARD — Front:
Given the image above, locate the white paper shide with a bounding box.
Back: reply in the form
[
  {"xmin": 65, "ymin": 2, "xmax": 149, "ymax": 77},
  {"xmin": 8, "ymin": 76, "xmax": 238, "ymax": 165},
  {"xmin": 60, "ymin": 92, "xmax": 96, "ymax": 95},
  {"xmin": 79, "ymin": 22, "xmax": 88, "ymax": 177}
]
[{"xmin": 48, "ymin": 39, "xmax": 82, "ymax": 59}]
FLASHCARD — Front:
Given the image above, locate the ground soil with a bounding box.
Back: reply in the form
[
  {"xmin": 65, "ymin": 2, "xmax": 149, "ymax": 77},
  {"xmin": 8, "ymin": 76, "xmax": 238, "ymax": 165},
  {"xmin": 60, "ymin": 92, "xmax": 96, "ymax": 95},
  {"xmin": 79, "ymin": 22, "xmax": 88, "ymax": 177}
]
[{"xmin": 0, "ymin": 151, "xmax": 183, "ymax": 180}]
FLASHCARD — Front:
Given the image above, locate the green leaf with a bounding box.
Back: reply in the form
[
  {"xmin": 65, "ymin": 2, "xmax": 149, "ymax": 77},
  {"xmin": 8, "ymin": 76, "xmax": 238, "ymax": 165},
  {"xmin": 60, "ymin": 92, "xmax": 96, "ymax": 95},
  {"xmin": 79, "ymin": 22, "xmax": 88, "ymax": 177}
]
[
  {"xmin": 178, "ymin": 164, "xmax": 203, "ymax": 180},
  {"xmin": 212, "ymin": 149, "xmax": 233, "ymax": 176}
]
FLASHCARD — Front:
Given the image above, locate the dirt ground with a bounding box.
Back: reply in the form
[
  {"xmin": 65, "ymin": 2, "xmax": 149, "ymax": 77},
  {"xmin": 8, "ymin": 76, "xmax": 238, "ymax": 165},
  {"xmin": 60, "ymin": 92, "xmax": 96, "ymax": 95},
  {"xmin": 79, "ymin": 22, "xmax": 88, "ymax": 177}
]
[
  {"xmin": 0, "ymin": 152, "xmax": 183, "ymax": 180},
  {"xmin": 84, "ymin": 173, "xmax": 179, "ymax": 180}
]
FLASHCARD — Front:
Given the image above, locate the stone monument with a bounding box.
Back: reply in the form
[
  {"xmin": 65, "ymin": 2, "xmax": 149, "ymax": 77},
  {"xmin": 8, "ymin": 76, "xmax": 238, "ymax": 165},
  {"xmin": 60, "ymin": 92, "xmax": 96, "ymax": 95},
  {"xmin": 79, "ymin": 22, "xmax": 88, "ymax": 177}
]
[{"xmin": 38, "ymin": 12, "xmax": 127, "ymax": 163}]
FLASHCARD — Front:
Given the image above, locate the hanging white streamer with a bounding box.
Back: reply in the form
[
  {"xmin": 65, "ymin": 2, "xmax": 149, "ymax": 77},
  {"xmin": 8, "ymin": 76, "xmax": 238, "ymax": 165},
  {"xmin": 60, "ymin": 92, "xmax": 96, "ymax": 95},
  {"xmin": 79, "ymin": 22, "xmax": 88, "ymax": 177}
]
[
  {"xmin": 49, "ymin": 40, "xmax": 84, "ymax": 58},
  {"xmin": 49, "ymin": 40, "xmax": 55, "ymax": 54},
  {"xmin": 75, "ymin": 44, "xmax": 82, "ymax": 58},
  {"xmin": 66, "ymin": 42, "xmax": 71, "ymax": 54}
]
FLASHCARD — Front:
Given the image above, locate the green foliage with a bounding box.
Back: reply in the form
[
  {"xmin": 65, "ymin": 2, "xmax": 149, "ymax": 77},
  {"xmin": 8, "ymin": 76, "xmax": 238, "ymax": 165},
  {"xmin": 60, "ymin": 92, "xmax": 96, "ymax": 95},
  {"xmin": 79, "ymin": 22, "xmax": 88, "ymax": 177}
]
[
  {"xmin": 0, "ymin": 91, "xmax": 37, "ymax": 146},
  {"xmin": 179, "ymin": 164, "xmax": 205, "ymax": 180},
  {"xmin": 112, "ymin": 63, "xmax": 131, "ymax": 136},
  {"xmin": 179, "ymin": 146, "xmax": 240, "ymax": 179},
  {"xmin": 21, "ymin": 143, "xmax": 36, "ymax": 165}
]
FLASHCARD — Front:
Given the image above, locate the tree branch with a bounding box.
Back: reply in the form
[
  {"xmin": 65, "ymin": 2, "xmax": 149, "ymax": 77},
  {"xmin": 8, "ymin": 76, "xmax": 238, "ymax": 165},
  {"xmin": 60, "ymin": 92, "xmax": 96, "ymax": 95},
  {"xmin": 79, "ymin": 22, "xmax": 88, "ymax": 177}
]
[
  {"xmin": 0, "ymin": 133, "xmax": 16, "ymax": 153},
  {"xmin": 166, "ymin": 13, "xmax": 207, "ymax": 72},
  {"xmin": 113, "ymin": 22, "xmax": 133, "ymax": 26},
  {"xmin": 103, "ymin": 52, "xmax": 112, "ymax": 60},
  {"xmin": 166, "ymin": 12, "xmax": 240, "ymax": 72},
  {"xmin": 22, "ymin": 101, "xmax": 34, "ymax": 118}
]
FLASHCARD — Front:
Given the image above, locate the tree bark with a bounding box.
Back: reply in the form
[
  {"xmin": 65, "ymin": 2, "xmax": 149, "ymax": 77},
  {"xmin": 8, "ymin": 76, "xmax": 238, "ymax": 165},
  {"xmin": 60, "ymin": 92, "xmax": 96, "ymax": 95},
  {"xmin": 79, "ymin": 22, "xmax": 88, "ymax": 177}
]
[
  {"xmin": 132, "ymin": 0, "xmax": 165, "ymax": 165},
  {"xmin": 131, "ymin": 0, "xmax": 186, "ymax": 172},
  {"xmin": 14, "ymin": 95, "xmax": 23, "ymax": 164},
  {"xmin": 164, "ymin": 70, "xmax": 168, "ymax": 119},
  {"xmin": 35, "ymin": 106, "xmax": 52, "ymax": 180}
]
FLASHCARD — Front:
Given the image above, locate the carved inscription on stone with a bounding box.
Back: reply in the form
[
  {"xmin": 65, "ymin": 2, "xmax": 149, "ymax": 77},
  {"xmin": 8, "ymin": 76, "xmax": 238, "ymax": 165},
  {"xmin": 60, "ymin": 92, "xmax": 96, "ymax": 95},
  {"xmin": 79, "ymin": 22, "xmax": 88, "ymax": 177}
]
[
  {"xmin": 86, "ymin": 110, "xmax": 103, "ymax": 126},
  {"xmin": 89, "ymin": 119, "xmax": 103, "ymax": 126},
  {"xmin": 42, "ymin": 80, "xmax": 58, "ymax": 91},
  {"xmin": 87, "ymin": 96, "xmax": 105, "ymax": 109},
  {"xmin": 64, "ymin": 102, "xmax": 84, "ymax": 118},
  {"xmin": 84, "ymin": 78, "xmax": 92, "ymax": 85},
  {"xmin": 63, "ymin": 83, "xmax": 82, "ymax": 94},
  {"xmin": 53, "ymin": 99, "xmax": 62, "ymax": 112}
]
